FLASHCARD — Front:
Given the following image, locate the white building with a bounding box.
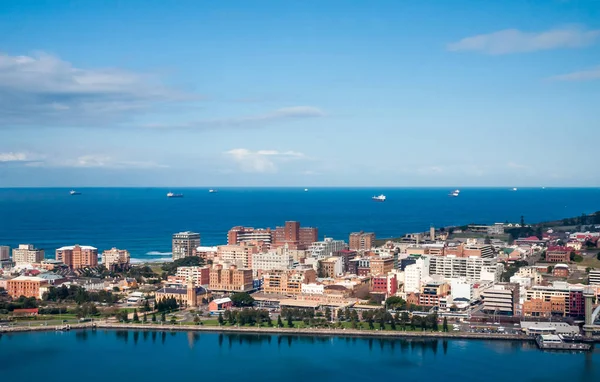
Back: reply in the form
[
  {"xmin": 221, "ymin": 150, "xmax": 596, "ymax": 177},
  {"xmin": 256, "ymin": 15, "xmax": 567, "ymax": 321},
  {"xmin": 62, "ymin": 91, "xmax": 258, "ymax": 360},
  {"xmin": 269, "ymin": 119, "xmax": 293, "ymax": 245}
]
[
  {"xmin": 429, "ymin": 255, "xmax": 503, "ymax": 282},
  {"xmin": 301, "ymin": 283, "xmax": 325, "ymax": 295},
  {"xmin": 102, "ymin": 248, "xmax": 130, "ymax": 270},
  {"xmin": 12, "ymin": 244, "xmax": 44, "ymax": 265},
  {"xmin": 252, "ymin": 250, "xmax": 294, "ymax": 275},
  {"xmin": 175, "ymin": 266, "xmax": 210, "ymax": 286},
  {"xmin": 308, "ymin": 238, "xmax": 346, "ymax": 260},
  {"xmin": 0, "ymin": 246, "xmax": 9, "ymax": 261},
  {"xmin": 589, "ymin": 269, "xmax": 600, "ymax": 286},
  {"xmin": 404, "ymin": 257, "xmax": 430, "ymax": 294},
  {"xmin": 450, "ymin": 278, "xmax": 475, "ymax": 301}
]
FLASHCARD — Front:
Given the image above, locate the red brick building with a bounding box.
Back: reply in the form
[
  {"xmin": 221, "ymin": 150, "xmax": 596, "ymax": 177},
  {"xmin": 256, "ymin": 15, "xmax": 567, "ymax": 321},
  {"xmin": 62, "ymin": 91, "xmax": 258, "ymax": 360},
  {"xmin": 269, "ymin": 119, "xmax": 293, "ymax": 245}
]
[
  {"xmin": 546, "ymin": 246, "xmax": 571, "ymax": 263},
  {"xmin": 552, "ymin": 264, "xmax": 570, "ymax": 278}
]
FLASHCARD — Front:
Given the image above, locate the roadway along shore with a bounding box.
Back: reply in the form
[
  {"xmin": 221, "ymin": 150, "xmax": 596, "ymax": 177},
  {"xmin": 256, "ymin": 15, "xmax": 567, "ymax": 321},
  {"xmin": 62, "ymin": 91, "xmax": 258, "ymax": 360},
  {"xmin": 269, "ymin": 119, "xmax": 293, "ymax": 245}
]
[{"xmin": 1, "ymin": 321, "xmax": 533, "ymax": 342}]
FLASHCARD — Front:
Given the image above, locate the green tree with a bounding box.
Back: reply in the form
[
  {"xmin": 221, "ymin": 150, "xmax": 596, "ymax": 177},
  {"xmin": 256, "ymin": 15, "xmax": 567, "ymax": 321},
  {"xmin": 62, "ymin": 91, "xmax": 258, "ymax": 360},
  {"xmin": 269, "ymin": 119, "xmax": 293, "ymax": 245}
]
[
  {"xmin": 151, "ymin": 313, "xmax": 156, "ymax": 322},
  {"xmin": 142, "ymin": 314, "xmax": 147, "ymax": 323},
  {"xmin": 133, "ymin": 309, "xmax": 139, "ymax": 322},
  {"xmin": 230, "ymin": 292, "xmax": 255, "ymax": 307},
  {"xmin": 218, "ymin": 312, "xmax": 224, "ymax": 325},
  {"xmin": 161, "ymin": 312, "xmax": 166, "ymax": 323},
  {"xmin": 324, "ymin": 307, "xmax": 331, "ymax": 321},
  {"xmin": 277, "ymin": 315, "xmax": 284, "ymax": 328},
  {"xmin": 368, "ymin": 318, "xmax": 375, "ymax": 330},
  {"xmin": 170, "ymin": 315, "xmax": 177, "ymax": 325},
  {"xmin": 193, "ymin": 314, "xmax": 200, "ymax": 325},
  {"xmin": 287, "ymin": 313, "xmax": 294, "ymax": 328},
  {"xmin": 597, "ymin": 252, "xmax": 600, "ymax": 261},
  {"xmin": 442, "ymin": 317, "xmax": 449, "ymax": 332},
  {"xmin": 401, "ymin": 312, "xmax": 410, "ymax": 330},
  {"xmin": 385, "ymin": 296, "xmax": 406, "ymax": 310}
]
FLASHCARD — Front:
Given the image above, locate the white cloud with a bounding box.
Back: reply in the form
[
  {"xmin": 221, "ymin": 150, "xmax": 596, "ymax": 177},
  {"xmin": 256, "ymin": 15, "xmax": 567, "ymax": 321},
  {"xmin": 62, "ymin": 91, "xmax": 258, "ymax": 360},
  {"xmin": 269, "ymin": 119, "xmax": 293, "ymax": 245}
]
[
  {"xmin": 21, "ymin": 154, "xmax": 166, "ymax": 169},
  {"xmin": 549, "ymin": 65, "xmax": 600, "ymax": 81},
  {"xmin": 0, "ymin": 152, "xmax": 30, "ymax": 162},
  {"xmin": 447, "ymin": 26, "xmax": 600, "ymax": 55},
  {"xmin": 224, "ymin": 149, "xmax": 306, "ymax": 173},
  {"xmin": 0, "ymin": 51, "xmax": 192, "ymax": 127},
  {"xmin": 143, "ymin": 106, "xmax": 325, "ymax": 130}
]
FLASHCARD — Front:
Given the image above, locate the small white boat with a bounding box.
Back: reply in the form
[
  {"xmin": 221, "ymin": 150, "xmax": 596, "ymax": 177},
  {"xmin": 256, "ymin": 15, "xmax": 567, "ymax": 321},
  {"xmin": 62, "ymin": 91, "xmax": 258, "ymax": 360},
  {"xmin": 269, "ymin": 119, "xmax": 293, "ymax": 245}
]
[
  {"xmin": 449, "ymin": 189, "xmax": 460, "ymax": 197},
  {"xmin": 304, "ymin": 188, "xmax": 309, "ymax": 192},
  {"xmin": 167, "ymin": 192, "xmax": 184, "ymax": 198},
  {"xmin": 512, "ymin": 187, "xmax": 518, "ymax": 191},
  {"xmin": 372, "ymin": 194, "xmax": 386, "ymax": 202},
  {"xmin": 69, "ymin": 190, "xmax": 81, "ymax": 195},
  {"xmin": 209, "ymin": 189, "xmax": 217, "ymax": 193}
]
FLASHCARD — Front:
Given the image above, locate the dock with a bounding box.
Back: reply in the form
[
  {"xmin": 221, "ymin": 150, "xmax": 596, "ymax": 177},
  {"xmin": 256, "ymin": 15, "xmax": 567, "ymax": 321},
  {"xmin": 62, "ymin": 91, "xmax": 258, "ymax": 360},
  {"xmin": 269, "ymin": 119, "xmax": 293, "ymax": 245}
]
[{"xmin": 535, "ymin": 334, "xmax": 591, "ymax": 351}]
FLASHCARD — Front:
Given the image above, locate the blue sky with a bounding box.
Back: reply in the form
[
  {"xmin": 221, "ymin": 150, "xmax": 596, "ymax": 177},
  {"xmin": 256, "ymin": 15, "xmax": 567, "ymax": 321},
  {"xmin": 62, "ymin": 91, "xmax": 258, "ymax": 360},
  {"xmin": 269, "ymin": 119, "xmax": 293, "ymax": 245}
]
[{"xmin": 0, "ymin": 0, "xmax": 599, "ymax": 187}]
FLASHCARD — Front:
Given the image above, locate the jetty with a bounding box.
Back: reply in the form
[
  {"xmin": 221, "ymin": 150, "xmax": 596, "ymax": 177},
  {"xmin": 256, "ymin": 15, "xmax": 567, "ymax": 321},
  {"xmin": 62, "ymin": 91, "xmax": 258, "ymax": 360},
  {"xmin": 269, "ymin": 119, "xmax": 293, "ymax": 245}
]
[{"xmin": 535, "ymin": 334, "xmax": 591, "ymax": 351}]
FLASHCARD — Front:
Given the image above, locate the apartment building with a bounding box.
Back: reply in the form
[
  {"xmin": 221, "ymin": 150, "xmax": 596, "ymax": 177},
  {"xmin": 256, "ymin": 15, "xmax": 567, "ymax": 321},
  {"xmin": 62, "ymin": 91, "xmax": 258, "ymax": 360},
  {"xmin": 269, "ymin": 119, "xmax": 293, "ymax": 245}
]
[
  {"xmin": 56, "ymin": 245, "xmax": 98, "ymax": 269},
  {"xmin": 524, "ymin": 282, "xmax": 585, "ymax": 317},
  {"xmin": 272, "ymin": 221, "xmax": 318, "ymax": 250},
  {"xmin": 419, "ymin": 281, "xmax": 450, "ymax": 307},
  {"xmin": 348, "ymin": 257, "xmax": 371, "ymax": 276},
  {"xmin": 102, "ymin": 247, "xmax": 130, "ymax": 271},
  {"xmin": 481, "ymin": 283, "xmax": 519, "ymax": 316},
  {"xmin": 308, "ymin": 238, "xmax": 347, "ymax": 260},
  {"xmin": 227, "ymin": 226, "xmax": 272, "ymax": 246},
  {"xmin": 173, "ymin": 266, "xmax": 210, "ymax": 286},
  {"xmin": 404, "ymin": 257, "xmax": 430, "ymax": 294},
  {"xmin": 172, "ymin": 231, "xmax": 201, "ymax": 261},
  {"xmin": 320, "ymin": 257, "xmax": 343, "ymax": 278},
  {"xmin": 263, "ymin": 268, "xmax": 317, "ymax": 295},
  {"xmin": 12, "ymin": 244, "xmax": 45, "ymax": 265},
  {"xmin": 252, "ymin": 250, "xmax": 294, "ymax": 275},
  {"xmin": 209, "ymin": 264, "xmax": 253, "ymax": 292},
  {"xmin": 349, "ymin": 231, "xmax": 375, "ymax": 251},
  {"xmin": 429, "ymin": 255, "xmax": 503, "ymax": 282},
  {"xmin": 372, "ymin": 273, "xmax": 398, "ymax": 297},
  {"xmin": 217, "ymin": 242, "xmax": 261, "ymax": 269}
]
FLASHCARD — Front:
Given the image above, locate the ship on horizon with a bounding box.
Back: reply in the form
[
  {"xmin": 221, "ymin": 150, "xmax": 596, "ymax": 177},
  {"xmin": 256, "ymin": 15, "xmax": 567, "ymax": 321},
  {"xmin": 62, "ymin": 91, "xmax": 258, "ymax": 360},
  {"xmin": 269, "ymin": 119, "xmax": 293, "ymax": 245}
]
[
  {"xmin": 167, "ymin": 192, "xmax": 184, "ymax": 198},
  {"xmin": 372, "ymin": 194, "xmax": 386, "ymax": 202},
  {"xmin": 449, "ymin": 189, "xmax": 460, "ymax": 197},
  {"xmin": 209, "ymin": 189, "xmax": 217, "ymax": 193},
  {"xmin": 69, "ymin": 190, "xmax": 81, "ymax": 195}
]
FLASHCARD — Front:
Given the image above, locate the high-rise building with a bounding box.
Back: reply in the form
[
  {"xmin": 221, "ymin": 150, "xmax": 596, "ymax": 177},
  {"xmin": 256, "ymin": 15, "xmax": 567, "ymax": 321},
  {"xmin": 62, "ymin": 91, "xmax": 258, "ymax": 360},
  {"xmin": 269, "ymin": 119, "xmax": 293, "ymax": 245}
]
[
  {"xmin": 56, "ymin": 245, "xmax": 98, "ymax": 269},
  {"xmin": 404, "ymin": 257, "xmax": 430, "ymax": 294},
  {"xmin": 216, "ymin": 242, "xmax": 260, "ymax": 269},
  {"xmin": 172, "ymin": 231, "xmax": 201, "ymax": 261},
  {"xmin": 349, "ymin": 231, "xmax": 376, "ymax": 251},
  {"xmin": 252, "ymin": 249, "xmax": 294, "ymax": 275},
  {"xmin": 308, "ymin": 238, "xmax": 347, "ymax": 260},
  {"xmin": 102, "ymin": 248, "xmax": 130, "ymax": 271},
  {"xmin": 12, "ymin": 244, "xmax": 45, "ymax": 265},
  {"xmin": 429, "ymin": 255, "xmax": 503, "ymax": 282},
  {"xmin": 0, "ymin": 245, "xmax": 9, "ymax": 261},
  {"xmin": 272, "ymin": 221, "xmax": 318, "ymax": 250}
]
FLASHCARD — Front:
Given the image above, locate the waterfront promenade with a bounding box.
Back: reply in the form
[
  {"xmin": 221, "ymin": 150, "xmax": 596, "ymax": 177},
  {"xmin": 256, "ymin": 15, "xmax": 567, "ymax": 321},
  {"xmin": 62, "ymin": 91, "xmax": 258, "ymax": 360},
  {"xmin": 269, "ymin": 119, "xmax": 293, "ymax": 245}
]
[{"xmin": 0, "ymin": 321, "xmax": 532, "ymax": 342}]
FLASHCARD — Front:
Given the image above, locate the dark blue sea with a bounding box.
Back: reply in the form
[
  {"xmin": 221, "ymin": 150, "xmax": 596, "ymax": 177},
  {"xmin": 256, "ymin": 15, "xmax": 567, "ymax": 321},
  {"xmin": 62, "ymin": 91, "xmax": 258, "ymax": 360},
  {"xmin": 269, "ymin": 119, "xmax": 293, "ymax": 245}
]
[
  {"xmin": 0, "ymin": 187, "xmax": 598, "ymax": 262},
  {"xmin": 0, "ymin": 330, "xmax": 598, "ymax": 381}
]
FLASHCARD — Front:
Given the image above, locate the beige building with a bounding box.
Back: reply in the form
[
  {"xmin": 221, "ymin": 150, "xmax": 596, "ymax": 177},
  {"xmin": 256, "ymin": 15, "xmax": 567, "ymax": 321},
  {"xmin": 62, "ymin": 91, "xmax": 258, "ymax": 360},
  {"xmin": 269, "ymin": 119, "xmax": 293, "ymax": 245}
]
[
  {"xmin": 263, "ymin": 268, "xmax": 317, "ymax": 295},
  {"xmin": 102, "ymin": 248, "xmax": 130, "ymax": 271},
  {"xmin": 154, "ymin": 280, "xmax": 211, "ymax": 308},
  {"xmin": 56, "ymin": 245, "xmax": 98, "ymax": 269},
  {"xmin": 349, "ymin": 231, "xmax": 376, "ymax": 251},
  {"xmin": 12, "ymin": 244, "xmax": 45, "ymax": 265},
  {"xmin": 209, "ymin": 264, "xmax": 253, "ymax": 292},
  {"xmin": 172, "ymin": 231, "xmax": 201, "ymax": 261},
  {"xmin": 370, "ymin": 256, "xmax": 395, "ymax": 276},
  {"xmin": 217, "ymin": 242, "xmax": 260, "ymax": 269}
]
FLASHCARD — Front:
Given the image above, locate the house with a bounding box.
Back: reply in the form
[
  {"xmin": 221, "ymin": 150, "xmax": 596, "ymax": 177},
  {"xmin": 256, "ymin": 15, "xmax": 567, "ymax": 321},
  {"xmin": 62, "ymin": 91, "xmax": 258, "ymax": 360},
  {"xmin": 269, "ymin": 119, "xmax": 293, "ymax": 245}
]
[
  {"xmin": 209, "ymin": 297, "xmax": 233, "ymax": 313},
  {"xmin": 12, "ymin": 308, "xmax": 39, "ymax": 317}
]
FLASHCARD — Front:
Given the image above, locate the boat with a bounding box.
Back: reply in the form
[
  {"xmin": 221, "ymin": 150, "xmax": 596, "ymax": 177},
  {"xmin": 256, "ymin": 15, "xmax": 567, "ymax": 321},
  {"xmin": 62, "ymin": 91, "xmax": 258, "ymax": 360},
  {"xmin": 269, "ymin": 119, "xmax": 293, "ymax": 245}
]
[
  {"xmin": 372, "ymin": 194, "xmax": 386, "ymax": 202},
  {"xmin": 304, "ymin": 188, "xmax": 309, "ymax": 192},
  {"xmin": 449, "ymin": 189, "xmax": 460, "ymax": 197},
  {"xmin": 209, "ymin": 189, "xmax": 217, "ymax": 193},
  {"xmin": 512, "ymin": 187, "xmax": 518, "ymax": 191},
  {"xmin": 167, "ymin": 192, "xmax": 184, "ymax": 198},
  {"xmin": 69, "ymin": 190, "xmax": 81, "ymax": 195}
]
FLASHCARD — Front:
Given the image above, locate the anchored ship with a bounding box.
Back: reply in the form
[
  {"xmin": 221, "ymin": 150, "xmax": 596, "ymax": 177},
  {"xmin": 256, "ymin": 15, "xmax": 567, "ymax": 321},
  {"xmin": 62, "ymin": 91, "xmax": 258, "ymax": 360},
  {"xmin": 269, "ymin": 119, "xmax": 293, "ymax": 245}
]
[
  {"xmin": 372, "ymin": 194, "xmax": 386, "ymax": 202},
  {"xmin": 167, "ymin": 192, "xmax": 184, "ymax": 198},
  {"xmin": 69, "ymin": 190, "xmax": 81, "ymax": 195}
]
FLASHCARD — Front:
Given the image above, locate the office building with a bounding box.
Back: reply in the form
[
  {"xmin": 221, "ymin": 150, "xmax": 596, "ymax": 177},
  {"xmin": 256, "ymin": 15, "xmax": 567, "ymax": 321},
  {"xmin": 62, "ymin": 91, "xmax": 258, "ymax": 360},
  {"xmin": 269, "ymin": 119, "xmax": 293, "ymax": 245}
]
[
  {"xmin": 481, "ymin": 283, "xmax": 519, "ymax": 316},
  {"xmin": 227, "ymin": 226, "xmax": 272, "ymax": 246},
  {"xmin": 173, "ymin": 266, "xmax": 210, "ymax": 286},
  {"xmin": 252, "ymin": 249, "xmax": 294, "ymax": 275},
  {"xmin": 589, "ymin": 269, "xmax": 600, "ymax": 286},
  {"xmin": 349, "ymin": 231, "xmax": 375, "ymax": 251},
  {"xmin": 217, "ymin": 242, "xmax": 260, "ymax": 269},
  {"xmin": 370, "ymin": 255, "xmax": 395, "ymax": 276},
  {"xmin": 102, "ymin": 248, "xmax": 130, "ymax": 271},
  {"xmin": 12, "ymin": 244, "xmax": 45, "ymax": 265},
  {"xmin": 209, "ymin": 264, "xmax": 253, "ymax": 292},
  {"xmin": 320, "ymin": 257, "xmax": 343, "ymax": 278},
  {"xmin": 419, "ymin": 281, "xmax": 450, "ymax": 307},
  {"xmin": 546, "ymin": 246, "xmax": 571, "ymax": 263},
  {"xmin": 172, "ymin": 231, "xmax": 201, "ymax": 261},
  {"xmin": 56, "ymin": 245, "xmax": 98, "ymax": 269},
  {"xmin": 272, "ymin": 221, "xmax": 318, "ymax": 250},
  {"xmin": 308, "ymin": 237, "xmax": 347, "ymax": 260},
  {"xmin": 404, "ymin": 257, "xmax": 430, "ymax": 294}
]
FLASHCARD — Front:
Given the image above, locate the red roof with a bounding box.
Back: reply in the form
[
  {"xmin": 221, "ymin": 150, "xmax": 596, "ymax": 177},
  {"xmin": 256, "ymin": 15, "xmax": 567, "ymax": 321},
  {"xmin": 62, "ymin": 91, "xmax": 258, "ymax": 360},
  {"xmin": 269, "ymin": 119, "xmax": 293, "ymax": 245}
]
[
  {"xmin": 547, "ymin": 246, "xmax": 570, "ymax": 252},
  {"xmin": 521, "ymin": 236, "xmax": 542, "ymax": 241},
  {"xmin": 13, "ymin": 308, "xmax": 39, "ymax": 314}
]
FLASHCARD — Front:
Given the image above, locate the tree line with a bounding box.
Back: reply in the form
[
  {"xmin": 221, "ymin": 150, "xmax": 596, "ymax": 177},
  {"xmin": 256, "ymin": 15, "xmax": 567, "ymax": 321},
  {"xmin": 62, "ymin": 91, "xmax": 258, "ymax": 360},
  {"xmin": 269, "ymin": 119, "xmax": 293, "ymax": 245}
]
[{"xmin": 43, "ymin": 285, "xmax": 120, "ymax": 304}]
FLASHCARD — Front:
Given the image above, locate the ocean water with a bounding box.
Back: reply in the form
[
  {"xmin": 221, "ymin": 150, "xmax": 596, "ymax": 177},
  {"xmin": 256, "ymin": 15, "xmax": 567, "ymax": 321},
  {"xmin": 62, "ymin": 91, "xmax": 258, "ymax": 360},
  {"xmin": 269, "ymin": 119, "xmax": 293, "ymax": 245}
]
[
  {"xmin": 0, "ymin": 330, "xmax": 598, "ymax": 382},
  {"xmin": 0, "ymin": 187, "xmax": 598, "ymax": 261}
]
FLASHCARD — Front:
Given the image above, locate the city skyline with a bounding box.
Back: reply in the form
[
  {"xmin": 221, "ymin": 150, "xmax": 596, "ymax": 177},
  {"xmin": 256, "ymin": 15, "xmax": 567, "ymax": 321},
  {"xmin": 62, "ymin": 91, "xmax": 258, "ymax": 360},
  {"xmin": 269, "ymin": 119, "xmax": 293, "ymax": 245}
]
[{"xmin": 1, "ymin": 0, "xmax": 599, "ymax": 187}]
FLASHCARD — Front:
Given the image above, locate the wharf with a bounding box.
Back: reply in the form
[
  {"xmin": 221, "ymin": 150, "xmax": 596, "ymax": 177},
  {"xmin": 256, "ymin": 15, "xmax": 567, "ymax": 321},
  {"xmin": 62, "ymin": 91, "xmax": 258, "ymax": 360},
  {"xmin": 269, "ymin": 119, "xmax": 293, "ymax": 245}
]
[{"xmin": 535, "ymin": 335, "xmax": 592, "ymax": 351}]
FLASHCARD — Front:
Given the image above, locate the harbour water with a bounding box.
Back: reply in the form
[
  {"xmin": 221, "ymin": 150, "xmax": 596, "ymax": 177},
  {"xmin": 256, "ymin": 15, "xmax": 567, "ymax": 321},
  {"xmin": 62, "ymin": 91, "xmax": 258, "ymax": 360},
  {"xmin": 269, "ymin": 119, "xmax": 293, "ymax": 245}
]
[
  {"xmin": 0, "ymin": 330, "xmax": 598, "ymax": 381},
  {"xmin": 0, "ymin": 187, "xmax": 598, "ymax": 261}
]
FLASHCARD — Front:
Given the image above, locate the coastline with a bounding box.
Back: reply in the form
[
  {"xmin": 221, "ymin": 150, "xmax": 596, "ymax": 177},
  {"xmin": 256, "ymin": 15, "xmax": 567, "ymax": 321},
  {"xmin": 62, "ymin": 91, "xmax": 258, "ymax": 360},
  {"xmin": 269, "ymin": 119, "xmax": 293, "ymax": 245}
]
[{"xmin": 0, "ymin": 321, "xmax": 532, "ymax": 342}]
